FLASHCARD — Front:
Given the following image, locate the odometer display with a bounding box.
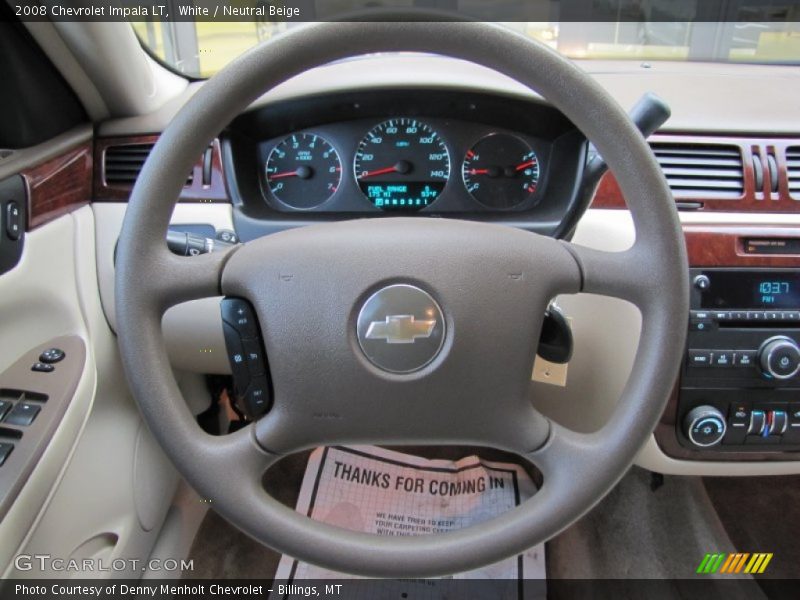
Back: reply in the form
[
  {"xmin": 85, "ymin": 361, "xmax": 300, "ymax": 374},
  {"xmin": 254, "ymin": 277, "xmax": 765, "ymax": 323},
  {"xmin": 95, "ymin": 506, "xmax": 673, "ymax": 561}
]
[{"xmin": 354, "ymin": 119, "xmax": 450, "ymax": 211}]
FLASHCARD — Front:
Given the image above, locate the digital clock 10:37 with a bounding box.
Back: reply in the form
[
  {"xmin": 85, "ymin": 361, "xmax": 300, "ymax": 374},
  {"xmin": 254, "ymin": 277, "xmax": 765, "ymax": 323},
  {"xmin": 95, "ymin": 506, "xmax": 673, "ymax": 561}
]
[{"xmin": 354, "ymin": 119, "xmax": 450, "ymax": 211}]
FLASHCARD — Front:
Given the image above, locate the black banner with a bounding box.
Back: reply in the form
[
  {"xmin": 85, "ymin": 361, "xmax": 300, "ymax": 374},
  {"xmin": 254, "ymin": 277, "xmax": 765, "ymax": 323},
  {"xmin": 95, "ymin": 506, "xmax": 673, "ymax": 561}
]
[
  {"xmin": 1, "ymin": 579, "xmax": 798, "ymax": 600},
  {"xmin": 5, "ymin": 0, "xmax": 800, "ymax": 23}
]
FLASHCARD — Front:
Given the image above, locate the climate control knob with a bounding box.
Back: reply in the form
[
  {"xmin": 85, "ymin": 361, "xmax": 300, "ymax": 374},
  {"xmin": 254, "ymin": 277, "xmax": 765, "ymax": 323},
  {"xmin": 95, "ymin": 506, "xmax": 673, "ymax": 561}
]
[
  {"xmin": 684, "ymin": 405, "xmax": 726, "ymax": 448},
  {"xmin": 759, "ymin": 336, "xmax": 800, "ymax": 380}
]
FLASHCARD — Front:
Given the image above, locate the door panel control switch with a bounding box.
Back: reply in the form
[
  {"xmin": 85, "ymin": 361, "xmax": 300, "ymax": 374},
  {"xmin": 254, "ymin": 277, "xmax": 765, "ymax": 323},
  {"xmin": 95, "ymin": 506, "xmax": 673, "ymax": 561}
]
[
  {"xmin": 4, "ymin": 402, "xmax": 41, "ymax": 426},
  {"xmin": 0, "ymin": 442, "xmax": 13, "ymax": 467}
]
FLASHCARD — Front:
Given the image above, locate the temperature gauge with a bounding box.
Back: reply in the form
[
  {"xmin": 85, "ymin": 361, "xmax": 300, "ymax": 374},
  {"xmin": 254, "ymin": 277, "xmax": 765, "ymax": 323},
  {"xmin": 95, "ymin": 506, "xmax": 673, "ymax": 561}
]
[{"xmin": 462, "ymin": 133, "xmax": 540, "ymax": 209}]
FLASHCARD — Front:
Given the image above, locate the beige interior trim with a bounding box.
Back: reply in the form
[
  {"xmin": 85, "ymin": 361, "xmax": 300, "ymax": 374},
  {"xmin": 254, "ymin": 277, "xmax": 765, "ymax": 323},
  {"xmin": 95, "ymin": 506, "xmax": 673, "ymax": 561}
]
[
  {"xmin": 51, "ymin": 22, "xmax": 187, "ymax": 119},
  {"xmin": 0, "ymin": 210, "xmax": 96, "ymax": 574},
  {"xmin": 99, "ymin": 55, "xmax": 800, "ymax": 137},
  {"xmin": 636, "ymin": 436, "xmax": 800, "ymax": 476},
  {"xmin": 2, "ymin": 206, "xmax": 180, "ymax": 577},
  {"xmin": 23, "ymin": 22, "xmax": 109, "ymax": 121},
  {"xmin": 94, "ymin": 203, "xmax": 233, "ymax": 374}
]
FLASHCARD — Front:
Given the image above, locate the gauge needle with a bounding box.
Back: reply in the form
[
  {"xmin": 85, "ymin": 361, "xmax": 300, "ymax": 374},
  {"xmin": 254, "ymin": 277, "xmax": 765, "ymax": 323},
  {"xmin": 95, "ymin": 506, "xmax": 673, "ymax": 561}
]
[
  {"xmin": 269, "ymin": 166, "xmax": 313, "ymax": 180},
  {"xmin": 359, "ymin": 160, "xmax": 412, "ymax": 179},
  {"xmin": 469, "ymin": 166, "xmax": 502, "ymax": 177},
  {"xmin": 515, "ymin": 159, "xmax": 536, "ymax": 171},
  {"xmin": 269, "ymin": 170, "xmax": 299, "ymax": 179}
]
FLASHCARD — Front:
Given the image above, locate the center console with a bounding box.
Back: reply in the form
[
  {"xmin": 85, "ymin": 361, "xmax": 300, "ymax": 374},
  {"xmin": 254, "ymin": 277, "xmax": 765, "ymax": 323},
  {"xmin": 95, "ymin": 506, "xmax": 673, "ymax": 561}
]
[{"xmin": 679, "ymin": 269, "xmax": 800, "ymax": 454}]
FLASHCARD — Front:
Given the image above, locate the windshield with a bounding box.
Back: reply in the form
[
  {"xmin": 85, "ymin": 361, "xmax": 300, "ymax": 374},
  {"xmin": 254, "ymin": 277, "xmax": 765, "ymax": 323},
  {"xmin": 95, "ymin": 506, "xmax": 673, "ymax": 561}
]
[{"xmin": 134, "ymin": 18, "xmax": 800, "ymax": 79}]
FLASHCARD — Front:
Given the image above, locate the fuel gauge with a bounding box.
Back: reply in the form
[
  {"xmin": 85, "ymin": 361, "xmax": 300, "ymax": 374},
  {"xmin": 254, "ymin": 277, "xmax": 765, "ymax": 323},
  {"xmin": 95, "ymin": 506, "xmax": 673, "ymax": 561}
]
[{"xmin": 462, "ymin": 134, "xmax": 540, "ymax": 209}]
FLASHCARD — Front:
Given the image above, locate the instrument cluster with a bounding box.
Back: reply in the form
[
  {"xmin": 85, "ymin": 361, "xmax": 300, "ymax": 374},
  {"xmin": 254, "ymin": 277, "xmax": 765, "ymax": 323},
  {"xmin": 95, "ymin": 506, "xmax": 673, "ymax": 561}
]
[{"xmin": 260, "ymin": 117, "xmax": 547, "ymax": 213}]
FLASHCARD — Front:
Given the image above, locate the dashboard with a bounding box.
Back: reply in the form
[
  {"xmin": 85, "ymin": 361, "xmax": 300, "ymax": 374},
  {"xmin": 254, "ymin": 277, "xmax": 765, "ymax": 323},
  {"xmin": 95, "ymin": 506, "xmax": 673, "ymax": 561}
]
[
  {"xmin": 85, "ymin": 54, "xmax": 800, "ymax": 476},
  {"xmin": 223, "ymin": 88, "xmax": 587, "ymax": 240}
]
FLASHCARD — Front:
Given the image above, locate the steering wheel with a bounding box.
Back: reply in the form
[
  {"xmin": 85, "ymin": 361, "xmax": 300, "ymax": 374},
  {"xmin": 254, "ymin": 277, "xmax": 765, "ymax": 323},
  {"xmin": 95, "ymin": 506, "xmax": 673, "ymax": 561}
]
[{"xmin": 115, "ymin": 22, "xmax": 688, "ymax": 577}]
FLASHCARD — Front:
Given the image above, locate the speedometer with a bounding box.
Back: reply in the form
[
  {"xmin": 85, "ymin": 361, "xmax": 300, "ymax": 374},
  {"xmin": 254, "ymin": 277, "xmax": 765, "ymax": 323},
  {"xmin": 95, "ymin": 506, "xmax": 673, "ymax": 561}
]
[{"xmin": 354, "ymin": 119, "xmax": 450, "ymax": 211}]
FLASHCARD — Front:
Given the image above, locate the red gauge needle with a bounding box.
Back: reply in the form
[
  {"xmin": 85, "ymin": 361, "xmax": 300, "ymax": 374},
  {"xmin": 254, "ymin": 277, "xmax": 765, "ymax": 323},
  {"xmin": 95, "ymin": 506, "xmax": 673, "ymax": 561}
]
[
  {"xmin": 269, "ymin": 170, "xmax": 299, "ymax": 180},
  {"xmin": 469, "ymin": 168, "xmax": 490, "ymax": 175},
  {"xmin": 515, "ymin": 159, "xmax": 536, "ymax": 171},
  {"xmin": 359, "ymin": 160, "xmax": 412, "ymax": 179},
  {"xmin": 360, "ymin": 166, "xmax": 398, "ymax": 179},
  {"xmin": 269, "ymin": 165, "xmax": 312, "ymax": 180}
]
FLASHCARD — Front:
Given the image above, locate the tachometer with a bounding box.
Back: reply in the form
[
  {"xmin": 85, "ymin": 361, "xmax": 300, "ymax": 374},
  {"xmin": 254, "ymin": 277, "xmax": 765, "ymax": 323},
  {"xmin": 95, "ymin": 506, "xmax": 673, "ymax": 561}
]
[
  {"xmin": 462, "ymin": 133, "xmax": 540, "ymax": 209},
  {"xmin": 354, "ymin": 119, "xmax": 450, "ymax": 211},
  {"xmin": 265, "ymin": 133, "xmax": 341, "ymax": 209}
]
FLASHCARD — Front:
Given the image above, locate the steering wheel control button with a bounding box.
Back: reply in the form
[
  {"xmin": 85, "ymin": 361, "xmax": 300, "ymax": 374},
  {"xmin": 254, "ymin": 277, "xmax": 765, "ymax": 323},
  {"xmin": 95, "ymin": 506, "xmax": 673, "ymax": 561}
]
[
  {"xmin": 222, "ymin": 322, "xmax": 252, "ymax": 390},
  {"xmin": 242, "ymin": 339, "xmax": 265, "ymax": 377},
  {"xmin": 244, "ymin": 376, "xmax": 271, "ymax": 416},
  {"xmin": 0, "ymin": 442, "xmax": 13, "ymax": 467},
  {"xmin": 4, "ymin": 402, "xmax": 41, "ymax": 427},
  {"xmin": 357, "ymin": 284, "xmax": 445, "ymax": 373},
  {"xmin": 39, "ymin": 348, "xmax": 65, "ymax": 363},
  {"xmin": 31, "ymin": 362, "xmax": 55, "ymax": 373},
  {"xmin": 684, "ymin": 405, "xmax": 727, "ymax": 448},
  {"xmin": 759, "ymin": 336, "xmax": 800, "ymax": 380},
  {"xmin": 221, "ymin": 298, "xmax": 259, "ymax": 339},
  {"xmin": 220, "ymin": 298, "xmax": 272, "ymax": 419}
]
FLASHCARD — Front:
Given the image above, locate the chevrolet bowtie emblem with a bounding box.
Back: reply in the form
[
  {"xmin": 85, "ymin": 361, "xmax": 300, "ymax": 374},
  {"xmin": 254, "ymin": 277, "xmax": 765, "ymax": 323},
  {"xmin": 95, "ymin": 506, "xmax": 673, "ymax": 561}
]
[
  {"xmin": 365, "ymin": 315, "xmax": 436, "ymax": 344},
  {"xmin": 357, "ymin": 285, "xmax": 445, "ymax": 373}
]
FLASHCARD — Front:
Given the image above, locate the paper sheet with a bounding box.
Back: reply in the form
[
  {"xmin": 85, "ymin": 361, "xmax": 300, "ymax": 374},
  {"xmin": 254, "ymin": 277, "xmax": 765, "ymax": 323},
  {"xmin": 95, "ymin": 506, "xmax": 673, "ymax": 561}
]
[{"xmin": 273, "ymin": 445, "xmax": 546, "ymax": 599}]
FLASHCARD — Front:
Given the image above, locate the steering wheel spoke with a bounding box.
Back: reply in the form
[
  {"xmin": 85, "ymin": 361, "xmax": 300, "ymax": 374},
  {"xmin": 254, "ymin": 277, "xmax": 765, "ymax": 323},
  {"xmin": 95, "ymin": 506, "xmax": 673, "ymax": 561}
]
[
  {"xmin": 252, "ymin": 386, "xmax": 553, "ymax": 458},
  {"xmin": 561, "ymin": 242, "xmax": 654, "ymax": 304},
  {"xmin": 142, "ymin": 245, "xmax": 237, "ymax": 311}
]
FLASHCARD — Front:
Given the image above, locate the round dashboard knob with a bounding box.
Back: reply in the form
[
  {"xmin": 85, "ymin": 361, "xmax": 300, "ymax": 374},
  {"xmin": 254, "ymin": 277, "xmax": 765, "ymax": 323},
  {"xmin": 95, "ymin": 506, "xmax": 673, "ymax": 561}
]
[
  {"xmin": 692, "ymin": 274, "xmax": 711, "ymax": 290},
  {"xmin": 683, "ymin": 405, "xmax": 726, "ymax": 448},
  {"xmin": 759, "ymin": 336, "xmax": 800, "ymax": 380}
]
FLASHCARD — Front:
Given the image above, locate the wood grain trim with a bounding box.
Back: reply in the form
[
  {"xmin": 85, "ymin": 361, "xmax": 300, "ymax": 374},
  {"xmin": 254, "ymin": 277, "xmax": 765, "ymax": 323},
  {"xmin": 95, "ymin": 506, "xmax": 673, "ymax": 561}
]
[
  {"xmin": 591, "ymin": 171, "xmax": 626, "ymax": 209},
  {"xmin": 684, "ymin": 224, "xmax": 800, "ymax": 268},
  {"xmin": 22, "ymin": 143, "xmax": 92, "ymax": 230},
  {"xmin": 93, "ymin": 136, "xmax": 229, "ymax": 203},
  {"xmin": 591, "ymin": 134, "xmax": 800, "ymax": 212}
]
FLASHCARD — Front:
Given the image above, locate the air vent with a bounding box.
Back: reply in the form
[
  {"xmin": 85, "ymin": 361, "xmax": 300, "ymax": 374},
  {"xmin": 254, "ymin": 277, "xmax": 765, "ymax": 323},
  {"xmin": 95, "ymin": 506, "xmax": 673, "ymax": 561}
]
[
  {"xmin": 787, "ymin": 147, "xmax": 800, "ymax": 199},
  {"xmin": 649, "ymin": 142, "xmax": 744, "ymax": 199},
  {"xmin": 104, "ymin": 143, "xmax": 193, "ymax": 187}
]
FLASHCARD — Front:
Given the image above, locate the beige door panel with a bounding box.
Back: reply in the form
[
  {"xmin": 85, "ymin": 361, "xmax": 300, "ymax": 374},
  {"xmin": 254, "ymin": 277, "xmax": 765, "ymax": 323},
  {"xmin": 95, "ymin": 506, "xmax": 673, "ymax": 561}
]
[{"xmin": 0, "ymin": 206, "xmax": 178, "ymax": 577}]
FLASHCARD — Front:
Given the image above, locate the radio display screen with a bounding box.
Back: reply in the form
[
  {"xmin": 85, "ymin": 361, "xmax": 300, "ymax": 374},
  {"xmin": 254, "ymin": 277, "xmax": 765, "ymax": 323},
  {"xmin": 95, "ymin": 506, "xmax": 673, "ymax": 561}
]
[{"xmin": 700, "ymin": 271, "xmax": 800, "ymax": 309}]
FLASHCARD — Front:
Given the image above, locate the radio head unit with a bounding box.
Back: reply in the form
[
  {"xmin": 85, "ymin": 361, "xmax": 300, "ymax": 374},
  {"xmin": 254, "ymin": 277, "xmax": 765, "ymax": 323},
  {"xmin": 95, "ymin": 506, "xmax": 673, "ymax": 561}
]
[
  {"xmin": 695, "ymin": 270, "xmax": 800, "ymax": 311},
  {"xmin": 677, "ymin": 268, "xmax": 800, "ymax": 456}
]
